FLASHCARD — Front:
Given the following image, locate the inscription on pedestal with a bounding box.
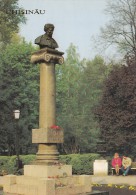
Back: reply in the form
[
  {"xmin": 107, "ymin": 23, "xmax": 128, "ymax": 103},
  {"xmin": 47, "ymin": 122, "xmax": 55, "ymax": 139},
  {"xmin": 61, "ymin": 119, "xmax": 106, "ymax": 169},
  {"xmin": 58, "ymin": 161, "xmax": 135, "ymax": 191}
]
[
  {"xmin": 32, "ymin": 128, "xmax": 64, "ymax": 143},
  {"xmin": 47, "ymin": 129, "xmax": 63, "ymax": 142}
]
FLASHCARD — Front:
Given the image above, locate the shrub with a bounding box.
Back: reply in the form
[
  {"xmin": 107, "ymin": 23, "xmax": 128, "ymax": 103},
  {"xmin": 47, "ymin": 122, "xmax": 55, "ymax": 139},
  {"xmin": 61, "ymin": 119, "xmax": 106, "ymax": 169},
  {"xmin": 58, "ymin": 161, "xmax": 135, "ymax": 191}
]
[
  {"xmin": 0, "ymin": 155, "xmax": 36, "ymax": 175},
  {"xmin": 20, "ymin": 155, "xmax": 36, "ymax": 165},
  {"xmin": 0, "ymin": 156, "xmax": 9, "ymax": 175},
  {"xmin": 60, "ymin": 153, "xmax": 101, "ymax": 174},
  {"xmin": 0, "ymin": 153, "xmax": 102, "ymax": 175}
]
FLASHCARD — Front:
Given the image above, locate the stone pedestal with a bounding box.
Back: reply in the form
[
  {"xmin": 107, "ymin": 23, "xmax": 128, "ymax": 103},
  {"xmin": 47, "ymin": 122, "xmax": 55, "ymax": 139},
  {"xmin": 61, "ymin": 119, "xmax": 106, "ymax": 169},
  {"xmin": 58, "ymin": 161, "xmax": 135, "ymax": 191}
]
[{"xmin": 93, "ymin": 160, "xmax": 108, "ymax": 176}]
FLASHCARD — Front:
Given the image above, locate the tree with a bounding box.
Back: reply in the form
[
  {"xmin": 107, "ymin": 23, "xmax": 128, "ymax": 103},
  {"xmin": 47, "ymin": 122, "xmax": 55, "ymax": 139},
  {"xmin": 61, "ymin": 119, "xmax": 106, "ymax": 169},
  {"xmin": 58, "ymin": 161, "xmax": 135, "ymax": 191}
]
[
  {"xmin": 0, "ymin": 0, "xmax": 26, "ymax": 46},
  {"xmin": 0, "ymin": 41, "xmax": 39, "ymax": 155},
  {"xmin": 95, "ymin": 58, "xmax": 136, "ymax": 155},
  {"xmin": 76, "ymin": 56, "xmax": 111, "ymax": 153},
  {"xmin": 0, "ymin": 41, "xmax": 110, "ymax": 155},
  {"xmin": 97, "ymin": 0, "xmax": 136, "ymax": 59},
  {"xmin": 56, "ymin": 44, "xmax": 110, "ymax": 154},
  {"xmin": 56, "ymin": 44, "xmax": 82, "ymax": 154}
]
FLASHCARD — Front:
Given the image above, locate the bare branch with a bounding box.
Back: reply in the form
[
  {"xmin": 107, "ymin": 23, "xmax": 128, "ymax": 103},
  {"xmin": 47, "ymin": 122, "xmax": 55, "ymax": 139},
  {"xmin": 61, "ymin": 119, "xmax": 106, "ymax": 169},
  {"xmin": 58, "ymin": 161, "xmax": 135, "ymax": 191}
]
[{"xmin": 94, "ymin": 0, "xmax": 136, "ymax": 58}]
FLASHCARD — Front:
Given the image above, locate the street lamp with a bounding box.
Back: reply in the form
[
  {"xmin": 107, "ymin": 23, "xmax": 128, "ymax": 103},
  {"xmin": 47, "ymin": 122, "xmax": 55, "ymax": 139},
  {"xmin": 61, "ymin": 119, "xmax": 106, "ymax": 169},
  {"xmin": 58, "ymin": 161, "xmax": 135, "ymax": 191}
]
[
  {"xmin": 13, "ymin": 110, "xmax": 23, "ymax": 174},
  {"xmin": 13, "ymin": 110, "xmax": 20, "ymax": 161},
  {"xmin": 13, "ymin": 110, "xmax": 20, "ymax": 120}
]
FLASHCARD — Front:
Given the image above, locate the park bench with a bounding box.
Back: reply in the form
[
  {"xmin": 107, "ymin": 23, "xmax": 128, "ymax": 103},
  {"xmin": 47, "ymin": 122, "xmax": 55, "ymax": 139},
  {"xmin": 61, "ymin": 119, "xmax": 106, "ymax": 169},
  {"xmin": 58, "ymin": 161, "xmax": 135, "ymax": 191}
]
[{"xmin": 111, "ymin": 162, "xmax": 136, "ymax": 175}]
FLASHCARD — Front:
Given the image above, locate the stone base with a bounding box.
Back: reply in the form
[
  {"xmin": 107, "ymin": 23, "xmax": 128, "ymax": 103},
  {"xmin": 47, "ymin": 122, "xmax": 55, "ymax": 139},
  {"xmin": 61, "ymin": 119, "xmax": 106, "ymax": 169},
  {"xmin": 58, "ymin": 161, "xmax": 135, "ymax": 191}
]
[
  {"xmin": 93, "ymin": 160, "xmax": 108, "ymax": 176},
  {"xmin": 24, "ymin": 164, "xmax": 72, "ymax": 178},
  {"xmin": 3, "ymin": 165, "xmax": 92, "ymax": 195}
]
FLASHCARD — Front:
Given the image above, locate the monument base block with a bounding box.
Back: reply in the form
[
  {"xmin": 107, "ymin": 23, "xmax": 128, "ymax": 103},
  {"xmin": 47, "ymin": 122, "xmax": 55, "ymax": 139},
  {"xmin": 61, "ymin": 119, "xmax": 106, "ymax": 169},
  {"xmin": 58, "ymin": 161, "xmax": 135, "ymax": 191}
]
[
  {"xmin": 93, "ymin": 160, "xmax": 108, "ymax": 176},
  {"xmin": 3, "ymin": 165, "xmax": 92, "ymax": 195},
  {"xmin": 32, "ymin": 128, "xmax": 64, "ymax": 143},
  {"xmin": 24, "ymin": 164, "xmax": 72, "ymax": 178}
]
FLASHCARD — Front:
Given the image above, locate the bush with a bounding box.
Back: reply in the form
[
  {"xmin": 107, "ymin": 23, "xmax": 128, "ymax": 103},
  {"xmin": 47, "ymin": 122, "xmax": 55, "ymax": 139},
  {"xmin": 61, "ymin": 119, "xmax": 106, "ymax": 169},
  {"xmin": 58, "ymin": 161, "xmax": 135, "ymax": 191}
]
[
  {"xmin": 20, "ymin": 155, "xmax": 36, "ymax": 165},
  {"xmin": 0, "ymin": 155, "xmax": 36, "ymax": 175},
  {"xmin": 60, "ymin": 153, "xmax": 101, "ymax": 174},
  {"xmin": 0, "ymin": 153, "xmax": 102, "ymax": 175},
  {"xmin": 0, "ymin": 156, "xmax": 9, "ymax": 175}
]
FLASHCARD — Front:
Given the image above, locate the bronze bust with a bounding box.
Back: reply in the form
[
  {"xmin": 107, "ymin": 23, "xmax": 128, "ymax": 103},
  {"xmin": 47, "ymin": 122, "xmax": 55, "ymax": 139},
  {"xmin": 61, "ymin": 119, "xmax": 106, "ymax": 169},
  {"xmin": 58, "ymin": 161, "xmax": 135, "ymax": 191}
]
[{"xmin": 35, "ymin": 23, "xmax": 58, "ymax": 49}]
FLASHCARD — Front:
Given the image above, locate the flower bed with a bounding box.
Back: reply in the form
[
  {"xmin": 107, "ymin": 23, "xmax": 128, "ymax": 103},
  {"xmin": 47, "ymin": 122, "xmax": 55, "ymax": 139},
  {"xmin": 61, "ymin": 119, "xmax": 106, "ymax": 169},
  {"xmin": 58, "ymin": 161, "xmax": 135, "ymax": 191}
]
[{"xmin": 92, "ymin": 184, "xmax": 136, "ymax": 195}]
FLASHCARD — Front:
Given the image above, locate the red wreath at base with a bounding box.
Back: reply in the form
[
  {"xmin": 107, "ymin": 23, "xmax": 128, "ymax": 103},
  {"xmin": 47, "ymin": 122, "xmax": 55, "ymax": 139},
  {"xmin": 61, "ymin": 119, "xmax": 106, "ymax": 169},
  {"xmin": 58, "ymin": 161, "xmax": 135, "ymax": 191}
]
[{"xmin": 50, "ymin": 125, "xmax": 62, "ymax": 130}]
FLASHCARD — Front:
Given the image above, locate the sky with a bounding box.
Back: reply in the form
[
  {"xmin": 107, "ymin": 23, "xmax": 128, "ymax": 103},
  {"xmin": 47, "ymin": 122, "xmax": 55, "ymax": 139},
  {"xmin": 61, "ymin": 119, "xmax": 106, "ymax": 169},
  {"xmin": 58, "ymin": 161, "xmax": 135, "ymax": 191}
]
[{"xmin": 19, "ymin": 0, "xmax": 109, "ymax": 60}]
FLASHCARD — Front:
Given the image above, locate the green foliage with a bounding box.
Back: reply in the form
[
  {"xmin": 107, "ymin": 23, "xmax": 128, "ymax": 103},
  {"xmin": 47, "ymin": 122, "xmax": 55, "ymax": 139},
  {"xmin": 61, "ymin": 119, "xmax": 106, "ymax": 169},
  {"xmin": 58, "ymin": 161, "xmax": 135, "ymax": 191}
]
[
  {"xmin": 0, "ymin": 154, "xmax": 101, "ymax": 175},
  {"xmin": 0, "ymin": 154, "xmax": 115, "ymax": 175},
  {"xmin": 6, "ymin": 156, "xmax": 18, "ymax": 174},
  {"xmin": 0, "ymin": 156, "xmax": 17, "ymax": 174},
  {"xmin": 56, "ymin": 46, "xmax": 110, "ymax": 154},
  {"xmin": 0, "ymin": 41, "xmax": 39, "ymax": 155},
  {"xmin": 20, "ymin": 154, "xmax": 36, "ymax": 165},
  {"xmin": 60, "ymin": 153, "xmax": 101, "ymax": 174},
  {"xmin": 0, "ymin": 0, "xmax": 26, "ymax": 46},
  {"xmin": 0, "ymin": 155, "xmax": 36, "ymax": 175},
  {"xmin": 76, "ymin": 56, "xmax": 111, "ymax": 153},
  {"xmin": 0, "ymin": 156, "xmax": 9, "ymax": 175},
  {"xmin": 56, "ymin": 44, "xmax": 83, "ymax": 154},
  {"xmin": 95, "ymin": 58, "xmax": 136, "ymax": 155},
  {"xmin": 0, "ymin": 42, "xmax": 109, "ymax": 155},
  {"xmin": 59, "ymin": 154, "xmax": 72, "ymax": 164}
]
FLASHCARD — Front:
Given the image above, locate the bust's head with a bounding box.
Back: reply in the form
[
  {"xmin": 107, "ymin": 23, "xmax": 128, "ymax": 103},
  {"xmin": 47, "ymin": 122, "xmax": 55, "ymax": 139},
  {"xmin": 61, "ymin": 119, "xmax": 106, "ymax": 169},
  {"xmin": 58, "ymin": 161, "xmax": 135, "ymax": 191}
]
[
  {"xmin": 35, "ymin": 23, "xmax": 58, "ymax": 49},
  {"xmin": 44, "ymin": 23, "xmax": 54, "ymax": 37}
]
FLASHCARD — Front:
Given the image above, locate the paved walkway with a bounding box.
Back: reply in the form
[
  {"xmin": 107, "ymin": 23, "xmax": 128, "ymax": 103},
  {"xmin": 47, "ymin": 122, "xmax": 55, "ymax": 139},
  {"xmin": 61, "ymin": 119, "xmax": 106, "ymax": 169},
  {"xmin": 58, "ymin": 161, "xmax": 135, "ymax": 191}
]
[{"xmin": 91, "ymin": 175, "xmax": 136, "ymax": 186}]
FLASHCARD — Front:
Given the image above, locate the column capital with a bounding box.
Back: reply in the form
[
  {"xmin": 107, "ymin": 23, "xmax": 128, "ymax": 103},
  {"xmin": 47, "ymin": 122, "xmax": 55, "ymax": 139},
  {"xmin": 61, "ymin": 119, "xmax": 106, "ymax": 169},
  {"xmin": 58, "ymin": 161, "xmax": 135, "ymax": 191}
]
[{"xmin": 31, "ymin": 48, "xmax": 64, "ymax": 65}]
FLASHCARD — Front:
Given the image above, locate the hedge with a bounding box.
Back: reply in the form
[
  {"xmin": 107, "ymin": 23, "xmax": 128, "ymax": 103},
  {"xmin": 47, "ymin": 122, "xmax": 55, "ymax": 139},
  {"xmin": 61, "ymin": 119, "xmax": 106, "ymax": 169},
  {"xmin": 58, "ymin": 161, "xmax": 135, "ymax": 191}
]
[
  {"xmin": 0, "ymin": 153, "xmax": 105, "ymax": 175},
  {"xmin": 0, "ymin": 155, "xmax": 36, "ymax": 175},
  {"xmin": 59, "ymin": 153, "xmax": 101, "ymax": 174}
]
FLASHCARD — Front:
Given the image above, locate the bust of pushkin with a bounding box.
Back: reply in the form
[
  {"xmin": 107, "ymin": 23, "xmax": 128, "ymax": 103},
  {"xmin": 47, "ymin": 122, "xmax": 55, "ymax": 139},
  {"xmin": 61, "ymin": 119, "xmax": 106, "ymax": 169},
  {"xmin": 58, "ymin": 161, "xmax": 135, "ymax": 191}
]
[{"xmin": 35, "ymin": 23, "xmax": 58, "ymax": 49}]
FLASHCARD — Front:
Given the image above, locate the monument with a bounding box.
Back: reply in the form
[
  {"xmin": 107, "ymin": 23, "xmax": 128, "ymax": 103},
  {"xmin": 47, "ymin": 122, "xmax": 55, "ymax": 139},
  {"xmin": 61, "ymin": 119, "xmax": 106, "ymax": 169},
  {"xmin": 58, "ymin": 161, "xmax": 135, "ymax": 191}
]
[{"xmin": 3, "ymin": 23, "xmax": 92, "ymax": 195}]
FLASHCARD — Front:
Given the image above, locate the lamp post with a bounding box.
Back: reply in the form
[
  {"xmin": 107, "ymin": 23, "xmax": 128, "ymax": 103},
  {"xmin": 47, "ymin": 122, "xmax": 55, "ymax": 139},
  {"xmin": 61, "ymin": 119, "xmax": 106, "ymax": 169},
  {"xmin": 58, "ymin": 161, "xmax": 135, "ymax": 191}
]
[
  {"xmin": 13, "ymin": 110, "xmax": 20, "ymax": 161},
  {"xmin": 13, "ymin": 110, "xmax": 20, "ymax": 120}
]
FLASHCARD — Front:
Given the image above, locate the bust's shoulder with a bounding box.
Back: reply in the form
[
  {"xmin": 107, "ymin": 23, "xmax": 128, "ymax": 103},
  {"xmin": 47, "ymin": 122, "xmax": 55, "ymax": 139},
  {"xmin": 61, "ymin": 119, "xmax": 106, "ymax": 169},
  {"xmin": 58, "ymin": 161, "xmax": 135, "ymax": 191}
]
[
  {"xmin": 35, "ymin": 35, "xmax": 44, "ymax": 44},
  {"xmin": 34, "ymin": 34, "xmax": 58, "ymax": 49}
]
